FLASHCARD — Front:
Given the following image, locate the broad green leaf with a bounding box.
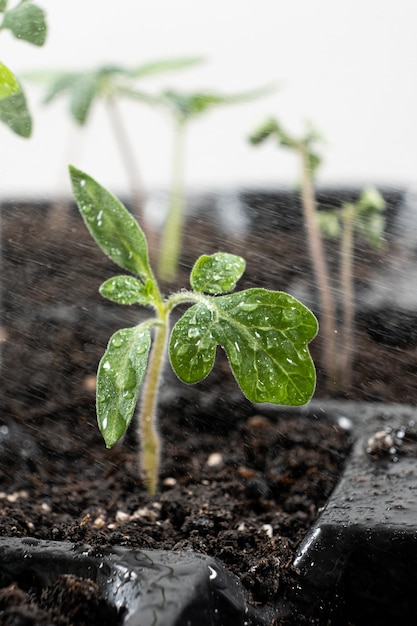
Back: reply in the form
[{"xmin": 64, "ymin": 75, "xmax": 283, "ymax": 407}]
[
  {"xmin": 170, "ymin": 288, "xmax": 318, "ymax": 405},
  {"xmin": 97, "ymin": 325, "xmax": 151, "ymax": 448},
  {"xmin": 0, "ymin": 62, "xmax": 20, "ymax": 99},
  {"xmin": 3, "ymin": 2, "xmax": 47, "ymax": 46},
  {"xmin": 0, "ymin": 89, "xmax": 31, "ymax": 136},
  {"xmin": 190, "ymin": 253, "xmax": 245, "ymax": 294},
  {"xmin": 100, "ymin": 275, "xmax": 154, "ymax": 306},
  {"xmin": 69, "ymin": 166, "xmax": 152, "ymax": 279}
]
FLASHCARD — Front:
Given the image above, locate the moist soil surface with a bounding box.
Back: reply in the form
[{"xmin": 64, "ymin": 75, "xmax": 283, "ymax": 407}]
[{"xmin": 0, "ymin": 195, "xmax": 416, "ymax": 624}]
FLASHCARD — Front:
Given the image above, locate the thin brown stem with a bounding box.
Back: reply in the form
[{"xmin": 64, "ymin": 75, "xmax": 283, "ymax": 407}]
[
  {"xmin": 299, "ymin": 145, "xmax": 338, "ymax": 383},
  {"xmin": 339, "ymin": 207, "xmax": 355, "ymax": 387}
]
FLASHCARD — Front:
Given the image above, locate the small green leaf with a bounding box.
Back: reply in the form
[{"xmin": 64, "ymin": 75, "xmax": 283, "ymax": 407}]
[
  {"xmin": 97, "ymin": 325, "xmax": 151, "ymax": 448},
  {"xmin": 170, "ymin": 288, "xmax": 317, "ymax": 405},
  {"xmin": 100, "ymin": 275, "xmax": 154, "ymax": 306},
  {"xmin": 249, "ymin": 118, "xmax": 280, "ymax": 145},
  {"xmin": 0, "ymin": 89, "xmax": 31, "ymax": 136},
  {"xmin": 0, "ymin": 61, "xmax": 20, "ymax": 100},
  {"xmin": 3, "ymin": 2, "xmax": 47, "ymax": 46},
  {"xmin": 358, "ymin": 187, "xmax": 386, "ymax": 214},
  {"xmin": 169, "ymin": 303, "xmax": 217, "ymax": 383},
  {"xmin": 190, "ymin": 253, "xmax": 246, "ymax": 294},
  {"xmin": 357, "ymin": 212, "xmax": 386, "ymax": 248},
  {"xmin": 69, "ymin": 166, "xmax": 152, "ymax": 279},
  {"xmin": 317, "ymin": 211, "xmax": 341, "ymax": 238},
  {"xmin": 0, "ymin": 1, "xmax": 8, "ymax": 13}
]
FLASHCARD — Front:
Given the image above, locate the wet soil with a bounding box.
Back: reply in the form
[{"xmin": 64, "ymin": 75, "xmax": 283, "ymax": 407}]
[{"xmin": 0, "ymin": 193, "xmax": 415, "ymax": 624}]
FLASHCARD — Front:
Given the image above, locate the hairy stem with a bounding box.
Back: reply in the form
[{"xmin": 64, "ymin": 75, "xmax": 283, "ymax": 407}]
[
  {"xmin": 158, "ymin": 116, "xmax": 187, "ymax": 281},
  {"xmin": 299, "ymin": 145, "xmax": 338, "ymax": 383},
  {"xmin": 339, "ymin": 206, "xmax": 355, "ymax": 387},
  {"xmin": 138, "ymin": 316, "xmax": 168, "ymax": 495}
]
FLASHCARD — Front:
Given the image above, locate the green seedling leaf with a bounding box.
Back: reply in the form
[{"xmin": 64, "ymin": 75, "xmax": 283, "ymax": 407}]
[
  {"xmin": 356, "ymin": 211, "xmax": 385, "ymax": 248},
  {"xmin": 100, "ymin": 275, "xmax": 154, "ymax": 306},
  {"xmin": 190, "ymin": 253, "xmax": 246, "ymax": 294},
  {"xmin": 3, "ymin": 2, "xmax": 46, "ymax": 46},
  {"xmin": 169, "ymin": 302, "xmax": 218, "ymax": 383},
  {"xmin": 170, "ymin": 288, "xmax": 317, "ymax": 405},
  {"xmin": 69, "ymin": 73, "xmax": 99, "ymax": 125},
  {"xmin": 97, "ymin": 325, "xmax": 151, "ymax": 448},
  {"xmin": 128, "ymin": 56, "xmax": 204, "ymax": 79},
  {"xmin": 249, "ymin": 118, "xmax": 280, "ymax": 145},
  {"xmin": 357, "ymin": 187, "xmax": 385, "ymax": 214},
  {"xmin": 0, "ymin": 89, "xmax": 31, "ymax": 136},
  {"xmin": 69, "ymin": 166, "xmax": 152, "ymax": 279},
  {"xmin": 317, "ymin": 211, "xmax": 341, "ymax": 238},
  {"xmin": 0, "ymin": 61, "xmax": 20, "ymax": 99}
]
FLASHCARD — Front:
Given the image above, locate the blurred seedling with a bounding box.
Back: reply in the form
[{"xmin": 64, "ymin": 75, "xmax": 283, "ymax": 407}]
[
  {"xmin": 249, "ymin": 118, "xmax": 386, "ymax": 387},
  {"xmin": 69, "ymin": 165, "xmax": 318, "ymax": 494},
  {"xmin": 249, "ymin": 118, "xmax": 338, "ymax": 384},
  {"xmin": 318, "ymin": 187, "xmax": 386, "ymax": 385},
  {"xmin": 27, "ymin": 57, "xmax": 203, "ymax": 225},
  {"xmin": 154, "ymin": 84, "xmax": 276, "ymax": 281}
]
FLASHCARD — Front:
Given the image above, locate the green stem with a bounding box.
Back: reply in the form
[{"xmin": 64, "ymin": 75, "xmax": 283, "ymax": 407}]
[
  {"xmin": 299, "ymin": 145, "xmax": 338, "ymax": 383},
  {"xmin": 339, "ymin": 207, "xmax": 355, "ymax": 387},
  {"xmin": 158, "ymin": 116, "xmax": 187, "ymax": 281},
  {"xmin": 138, "ymin": 312, "xmax": 168, "ymax": 495}
]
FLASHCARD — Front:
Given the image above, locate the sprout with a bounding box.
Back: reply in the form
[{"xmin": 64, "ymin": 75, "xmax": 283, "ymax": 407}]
[{"xmin": 70, "ymin": 166, "xmax": 318, "ymax": 494}]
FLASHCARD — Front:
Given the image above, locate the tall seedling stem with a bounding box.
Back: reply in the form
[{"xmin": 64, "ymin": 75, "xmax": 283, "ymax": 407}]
[
  {"xmin": 338, "ymin": 205, "xmax": 355, "ymax": 386},
  {"xmin": 299, "ymin": 144, "xmax": 338, "ymax": 382}
]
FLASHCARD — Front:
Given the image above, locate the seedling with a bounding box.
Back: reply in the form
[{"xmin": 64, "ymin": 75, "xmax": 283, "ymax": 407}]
[
  {"xmin": 0, "ymin": 0, "xmax": 47, "ymax": 137},
  {"xmin": 249, "ymin": 118, "xmax": 338, "ymax": 384},
  {"xmin": 69, "ymin": 165, "xmax": 318, "ymax": 494},
  {"xmin": 249, "ymin": 119, "xmax": 387, "ymax": 387},
  {"xmin": 27, "ymin": 58, "xmax": 202, "ymax": 222},
  {"xmin": 318, "ymin": 187, "xmax": 386, "ymax": 385},
  {"xmin": 154, "ymin": 85, "xmax": 275, "ymax": 281}
]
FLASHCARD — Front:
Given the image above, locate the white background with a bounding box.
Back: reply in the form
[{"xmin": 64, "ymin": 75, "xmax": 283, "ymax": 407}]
[{"xmin": 1, "ymin": 0, "xmax": 417, "ymax": 198}]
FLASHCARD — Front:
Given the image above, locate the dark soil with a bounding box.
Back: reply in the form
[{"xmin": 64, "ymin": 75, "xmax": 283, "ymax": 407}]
[{"xmin": 0, "ymin": 193, "xmax": 415, "ymax": 624}]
